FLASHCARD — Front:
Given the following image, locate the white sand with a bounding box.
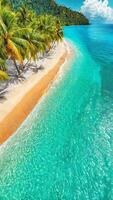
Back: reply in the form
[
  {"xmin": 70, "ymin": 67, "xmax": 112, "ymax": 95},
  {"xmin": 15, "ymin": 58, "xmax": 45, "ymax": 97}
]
[{"xmin": 0, "ymin": 40, "xmax": 71, "ymax": 122}]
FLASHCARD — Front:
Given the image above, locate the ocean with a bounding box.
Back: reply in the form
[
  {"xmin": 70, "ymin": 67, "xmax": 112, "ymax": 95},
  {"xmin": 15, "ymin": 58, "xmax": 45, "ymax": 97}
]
[{"xmin": 0, "ymin": 25, "xmax": 113, "ymax": 200}]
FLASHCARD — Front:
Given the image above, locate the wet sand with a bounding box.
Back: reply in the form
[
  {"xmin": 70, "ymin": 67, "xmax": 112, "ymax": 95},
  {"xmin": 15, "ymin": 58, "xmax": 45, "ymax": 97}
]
[{"xmin": 0, "ymin": 41, "xmax": 72, "ymax": 145}]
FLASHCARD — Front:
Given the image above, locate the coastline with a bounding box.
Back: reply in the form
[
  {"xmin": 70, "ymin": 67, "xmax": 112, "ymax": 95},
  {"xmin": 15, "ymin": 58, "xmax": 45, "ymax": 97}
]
[{"xmin": 0, "ymin": 40, "xmax": 72, "ymax": 145}]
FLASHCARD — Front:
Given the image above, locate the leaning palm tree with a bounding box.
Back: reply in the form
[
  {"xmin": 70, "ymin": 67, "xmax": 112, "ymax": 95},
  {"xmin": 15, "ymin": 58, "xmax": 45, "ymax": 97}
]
[
  {"xmin": 0, "ymin": 4, "xmax": 64, "ymax": 76},
  {"xmin": 54, "ymin": 19, "xmax": 63, "ymax": 41},
  {"xmin": 0, "ymin": 7, "xmax": 31, "ymax": 74},
  {"xmin": 36, "ymin": 15, "xmax": 55, "ymax": 43},
  {"xmin": 35, "ymin": 15, "xmax": 63, "ymax": 51}
]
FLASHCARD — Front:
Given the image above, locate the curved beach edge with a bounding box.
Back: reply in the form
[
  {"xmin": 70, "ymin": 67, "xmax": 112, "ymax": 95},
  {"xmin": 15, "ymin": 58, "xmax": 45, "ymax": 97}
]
[{"xmin": 0, "ymin": 40, "xmax": 73, "ymax": 145}]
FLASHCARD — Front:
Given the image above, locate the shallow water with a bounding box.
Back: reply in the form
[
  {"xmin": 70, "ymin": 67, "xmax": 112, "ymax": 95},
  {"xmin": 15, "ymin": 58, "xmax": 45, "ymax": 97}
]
[{"xmin": 0, "ymin": 25, "xmax": 113, "ymax": 200}]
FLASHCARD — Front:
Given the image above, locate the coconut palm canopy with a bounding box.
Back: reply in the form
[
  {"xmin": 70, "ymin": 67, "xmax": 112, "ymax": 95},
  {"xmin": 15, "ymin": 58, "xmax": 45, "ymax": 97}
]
[
  {"xmin": 0, "ymin": 1, "xmax": 63, "ymax": 78},
  {"xmin": 5, "ymin": 0, "xmax": 89, "ymax": 25},
  {"xmin": 0, "ymin": 0, "xmax": 89, "ymax": 81}
]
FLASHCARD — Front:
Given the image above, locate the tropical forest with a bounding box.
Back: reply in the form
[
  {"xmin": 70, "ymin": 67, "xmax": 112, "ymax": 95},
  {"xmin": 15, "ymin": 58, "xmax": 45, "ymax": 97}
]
[{"xmin": 0, "ymin": 0, "xmax": 88, "ymax": 81}]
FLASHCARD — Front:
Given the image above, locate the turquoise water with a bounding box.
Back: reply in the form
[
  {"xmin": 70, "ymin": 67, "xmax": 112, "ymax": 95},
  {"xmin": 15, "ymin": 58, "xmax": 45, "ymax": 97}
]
[
  {"xmin": 56, "ymin": 0, "xmax": 83, "ymax": 10},
  {"xmin": 0, "ymin": 25, "xmax": 113, "ymax": 199}
]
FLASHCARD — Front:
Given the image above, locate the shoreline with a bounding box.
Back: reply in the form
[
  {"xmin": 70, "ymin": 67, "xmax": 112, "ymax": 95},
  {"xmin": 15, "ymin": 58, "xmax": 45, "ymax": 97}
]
[{"xmin": 0, "ymin": 40, "xmax": 72, "ymax": 145}]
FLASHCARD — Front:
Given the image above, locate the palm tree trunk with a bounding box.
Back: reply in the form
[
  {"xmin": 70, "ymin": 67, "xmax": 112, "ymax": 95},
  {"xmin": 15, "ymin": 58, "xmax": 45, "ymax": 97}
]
[
  {"xmin": 23, "ymin": 60, "xmax": 29, "ymax": 69},
  {"xmin": 13, "ymin": 60, "xmax": 20, "ymax": 75}
]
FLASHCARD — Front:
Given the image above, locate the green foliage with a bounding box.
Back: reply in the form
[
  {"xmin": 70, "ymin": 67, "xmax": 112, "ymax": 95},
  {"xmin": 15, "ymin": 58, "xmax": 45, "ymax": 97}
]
[
  {"xmin": 0, "ymin": 0, "xmax": 89, "ymax": 82},
  {"xmin": 6, "ymin": 0, "xmax": 89, "ymax": 25},
  {"xmin": 0, "ymin": 70, "xmax": 9, "ymax": 80},
  {"xmin": 0, "ymin": 2, "xmax": 64, "ymax": 78}
]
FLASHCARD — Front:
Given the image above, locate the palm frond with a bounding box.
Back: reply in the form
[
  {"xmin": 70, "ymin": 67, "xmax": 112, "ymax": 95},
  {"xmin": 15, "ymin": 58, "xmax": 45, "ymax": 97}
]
[
  {"xmin": 7, "ymin": 38, "xmax": 23, "ymax": 64},
  {"xmin": 0, "ymin": 70, "xmax": 8, "ymax": 80}
]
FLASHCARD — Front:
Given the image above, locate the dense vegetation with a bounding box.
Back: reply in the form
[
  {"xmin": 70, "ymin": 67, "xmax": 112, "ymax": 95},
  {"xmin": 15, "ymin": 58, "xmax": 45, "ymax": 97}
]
[
  {"xmin": 0, "ymin": 0, "xmax": 89, "ymax": 81},
  {"xmin": 6, "ymin": 0, "xmax": 89, "ymax": 25},
  {"xmin": 0, "ymin": 0, "xmax": 63, "ymax": 80}
]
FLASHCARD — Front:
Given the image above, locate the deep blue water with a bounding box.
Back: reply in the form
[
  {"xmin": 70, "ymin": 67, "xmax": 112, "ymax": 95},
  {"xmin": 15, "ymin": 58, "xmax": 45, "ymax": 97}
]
[{"xmin": 0, "ymin": 25, "xmax": 113, "ymax": 200}]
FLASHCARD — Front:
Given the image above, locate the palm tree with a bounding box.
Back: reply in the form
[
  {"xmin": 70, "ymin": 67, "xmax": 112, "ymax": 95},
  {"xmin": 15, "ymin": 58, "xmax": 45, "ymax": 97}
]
[
  {"xmin": 55, "ymin": 19, "xmax": 63, "ymax": 41},
  {"xmin": 0, "ymin": 7, "xmax": 30, "ymax": 74},
  {"xmin": 17, "ymin": 6, "xmax": 35, "ymax": 27},
  {"xmin": 0, "ymin": 3, "xmax": 64, "ymax": 77},
  {"xmin": 35, "ymin": 15, "xmax": 63, "ymax": 52}
]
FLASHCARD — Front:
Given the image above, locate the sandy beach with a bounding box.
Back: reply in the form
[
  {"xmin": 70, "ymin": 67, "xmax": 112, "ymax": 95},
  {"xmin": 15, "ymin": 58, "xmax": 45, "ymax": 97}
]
[{"xmin": 0, "ymin": 40, "xmax": 72, "ymax": 145}]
